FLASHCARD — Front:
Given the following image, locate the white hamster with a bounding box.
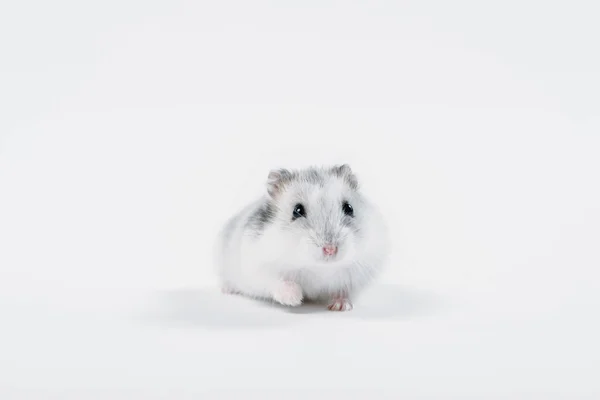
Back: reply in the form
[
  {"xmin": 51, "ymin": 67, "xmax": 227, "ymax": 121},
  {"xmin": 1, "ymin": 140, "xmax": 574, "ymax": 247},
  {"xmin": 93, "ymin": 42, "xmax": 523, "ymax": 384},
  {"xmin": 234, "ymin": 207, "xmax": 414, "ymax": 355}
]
[{"xmin": 214, "ymin": 164, "xmax": 390, "ymax": 311}]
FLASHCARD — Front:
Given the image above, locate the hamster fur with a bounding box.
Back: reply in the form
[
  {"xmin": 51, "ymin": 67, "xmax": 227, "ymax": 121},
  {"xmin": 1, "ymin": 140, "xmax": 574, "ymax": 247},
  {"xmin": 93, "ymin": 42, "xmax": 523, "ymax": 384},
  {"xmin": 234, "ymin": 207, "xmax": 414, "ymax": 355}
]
[{"xmin": 214, "ymin": 164, "xmax": 390, "ymax": 311}]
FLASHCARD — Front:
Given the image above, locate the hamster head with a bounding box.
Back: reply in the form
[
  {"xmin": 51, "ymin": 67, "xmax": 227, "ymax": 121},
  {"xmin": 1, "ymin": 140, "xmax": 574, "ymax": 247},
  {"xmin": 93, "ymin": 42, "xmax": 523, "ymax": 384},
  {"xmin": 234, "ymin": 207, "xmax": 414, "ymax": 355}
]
[{"xmin": 260, "ymin": 164, "xmax": 366, "ymax": 267}]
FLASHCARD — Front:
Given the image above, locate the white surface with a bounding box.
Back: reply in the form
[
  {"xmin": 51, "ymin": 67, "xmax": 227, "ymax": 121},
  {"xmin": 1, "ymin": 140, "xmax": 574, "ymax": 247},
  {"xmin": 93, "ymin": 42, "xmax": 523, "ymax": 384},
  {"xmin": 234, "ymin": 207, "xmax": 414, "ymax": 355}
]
[{"xmin": 1, "ymin": 1, "xmax": 599, "ymax": 399}]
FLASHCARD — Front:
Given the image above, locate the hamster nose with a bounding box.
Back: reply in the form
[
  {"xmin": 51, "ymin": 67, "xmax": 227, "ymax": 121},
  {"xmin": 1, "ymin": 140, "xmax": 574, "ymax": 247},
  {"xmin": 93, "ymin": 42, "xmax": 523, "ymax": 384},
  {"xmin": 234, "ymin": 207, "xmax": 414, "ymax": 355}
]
[{"xmin": 323, "ymin": 244, "xmax": 338, "ymax": 256}]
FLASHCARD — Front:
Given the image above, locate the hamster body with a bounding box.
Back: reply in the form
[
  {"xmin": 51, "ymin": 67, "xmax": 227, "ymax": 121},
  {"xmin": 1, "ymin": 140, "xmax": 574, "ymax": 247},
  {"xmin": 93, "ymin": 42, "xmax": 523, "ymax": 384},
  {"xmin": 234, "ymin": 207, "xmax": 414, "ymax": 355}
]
[{"xmin": 215, "ymin": 164, "xmax": 390, "ymax": 311}]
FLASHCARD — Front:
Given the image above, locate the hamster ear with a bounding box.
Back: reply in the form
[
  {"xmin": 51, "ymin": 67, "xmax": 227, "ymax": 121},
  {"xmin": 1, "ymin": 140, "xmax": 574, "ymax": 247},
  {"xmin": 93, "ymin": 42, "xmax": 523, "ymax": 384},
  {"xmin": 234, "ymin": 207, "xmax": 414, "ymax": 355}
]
[
  {"xmin": 267, "ymin": 168, "xmax": 293, "ymax": 198},
  {"xmin": 331, "ymin": 164, "xmax": 358, "ymax": 190}
]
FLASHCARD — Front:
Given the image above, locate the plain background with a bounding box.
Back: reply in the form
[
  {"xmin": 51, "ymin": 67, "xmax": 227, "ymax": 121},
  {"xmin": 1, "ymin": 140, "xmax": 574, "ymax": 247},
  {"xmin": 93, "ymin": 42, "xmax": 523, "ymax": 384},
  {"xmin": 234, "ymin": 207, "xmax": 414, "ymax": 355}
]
[{"xmin": 1, "ymin": 1, "xmax": 599, "ymax": 399}]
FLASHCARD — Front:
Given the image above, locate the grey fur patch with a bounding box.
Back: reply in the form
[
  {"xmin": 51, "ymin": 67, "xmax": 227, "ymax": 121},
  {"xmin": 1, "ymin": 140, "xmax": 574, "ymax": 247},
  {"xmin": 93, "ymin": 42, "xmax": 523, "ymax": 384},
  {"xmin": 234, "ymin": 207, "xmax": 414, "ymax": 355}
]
[
  {"xmin": 246, "ymin": 201, "xmax": 276, "ymax": 233},
  {"xmin": 304, "ymin": 168, "xmax": 326, "ymax": 187},
  {"xmin": 266, "ymin": 165, "xmax": 357, "ymax": 196},
  {"xmin": 330, "ymin": 164, "xmax": 358, "ymax": 190},
  {"xmin": 267, "ymin": 168, "xmax": 295, "ymax": 197}
]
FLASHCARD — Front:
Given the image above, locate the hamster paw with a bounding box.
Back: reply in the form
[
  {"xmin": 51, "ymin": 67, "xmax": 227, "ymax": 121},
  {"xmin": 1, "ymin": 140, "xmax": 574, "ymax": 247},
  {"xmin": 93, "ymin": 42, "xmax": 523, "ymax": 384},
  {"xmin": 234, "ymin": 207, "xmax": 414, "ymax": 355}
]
[
  {"xmin": 327, "ymin": 297, "xmax": 353, "ymax": 312},
  {"xmin": 272, "ymin": 281, "xmax": 303, "ymax": 307}
]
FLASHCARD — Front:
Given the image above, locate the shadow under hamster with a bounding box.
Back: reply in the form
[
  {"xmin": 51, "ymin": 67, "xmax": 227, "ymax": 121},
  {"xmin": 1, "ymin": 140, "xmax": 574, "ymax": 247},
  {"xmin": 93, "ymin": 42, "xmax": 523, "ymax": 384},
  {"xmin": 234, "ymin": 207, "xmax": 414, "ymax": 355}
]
[{"xmin": 139, "ymin": 284, "xmax": 444, "ymax": 330}]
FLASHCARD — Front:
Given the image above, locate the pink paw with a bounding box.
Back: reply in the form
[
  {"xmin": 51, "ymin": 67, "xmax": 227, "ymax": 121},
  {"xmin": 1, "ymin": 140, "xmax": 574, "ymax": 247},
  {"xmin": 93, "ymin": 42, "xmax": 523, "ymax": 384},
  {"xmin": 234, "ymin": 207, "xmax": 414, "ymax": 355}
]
[
  {"xmin": 272, "ymin": 281, "xmax": 303, "ymax": 306},
  {"xmin": 328, "ymin": 298, "xmax": 353, "ymax": 312}
]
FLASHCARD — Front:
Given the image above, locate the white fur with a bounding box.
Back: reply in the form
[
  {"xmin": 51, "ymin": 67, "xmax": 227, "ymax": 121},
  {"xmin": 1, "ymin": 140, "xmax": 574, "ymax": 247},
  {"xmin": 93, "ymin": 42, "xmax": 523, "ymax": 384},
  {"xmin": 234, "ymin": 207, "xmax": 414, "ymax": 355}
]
[{"xmin": 214, "ymin": 168, "xmax": 390, "ymax": 311}]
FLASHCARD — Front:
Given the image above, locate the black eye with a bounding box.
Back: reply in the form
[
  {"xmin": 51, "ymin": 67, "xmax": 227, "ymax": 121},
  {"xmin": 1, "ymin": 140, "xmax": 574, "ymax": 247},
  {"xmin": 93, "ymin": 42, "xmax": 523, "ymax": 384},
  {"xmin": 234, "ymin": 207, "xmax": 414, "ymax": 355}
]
[
  {"xmin": 342, "ymin": 201, "xmax": 354, "ymax": 217},
  {"xmin": 293, "ymin": 203, "xmax": 306, "ymax": 219}
]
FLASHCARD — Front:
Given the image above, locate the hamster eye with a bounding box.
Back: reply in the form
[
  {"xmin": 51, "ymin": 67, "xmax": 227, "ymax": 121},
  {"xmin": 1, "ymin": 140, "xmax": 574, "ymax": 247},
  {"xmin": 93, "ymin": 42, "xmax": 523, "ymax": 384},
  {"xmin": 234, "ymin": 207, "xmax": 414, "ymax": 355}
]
[
  {"xmin": 342, "ymin": 201, "xmax": 354, "ymax": 217},
  {"xmin": 293, "ymin": 203, "xmax": 306, "ymax": 219}
]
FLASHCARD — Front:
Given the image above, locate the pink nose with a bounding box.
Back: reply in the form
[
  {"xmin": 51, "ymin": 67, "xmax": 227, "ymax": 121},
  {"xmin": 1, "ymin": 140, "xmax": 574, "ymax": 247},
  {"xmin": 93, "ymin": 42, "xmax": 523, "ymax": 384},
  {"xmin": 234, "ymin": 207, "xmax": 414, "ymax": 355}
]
[{"xmin": 323, "ymin": 245, "xmax": 338, "ymax": 256}]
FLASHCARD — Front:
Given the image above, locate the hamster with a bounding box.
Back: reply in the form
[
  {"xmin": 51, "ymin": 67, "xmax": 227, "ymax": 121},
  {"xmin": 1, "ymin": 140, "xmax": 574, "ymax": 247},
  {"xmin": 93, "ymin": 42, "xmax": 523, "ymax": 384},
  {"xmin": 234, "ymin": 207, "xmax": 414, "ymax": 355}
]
[{"xmin": 214, "ymin": 164, "xmax": 390, "ymax": 311}]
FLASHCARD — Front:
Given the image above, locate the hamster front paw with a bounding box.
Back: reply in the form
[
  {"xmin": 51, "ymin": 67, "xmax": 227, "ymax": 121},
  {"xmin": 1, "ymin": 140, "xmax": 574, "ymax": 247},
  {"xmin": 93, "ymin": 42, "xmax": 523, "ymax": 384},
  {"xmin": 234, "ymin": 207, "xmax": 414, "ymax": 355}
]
[
  {"xmin": 272, "ymin": 281, "xmax": 303, "ymax": 306},
  {"xmin": 327, "ymin": 297, "xmax": 353, "ymax": 312}
]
